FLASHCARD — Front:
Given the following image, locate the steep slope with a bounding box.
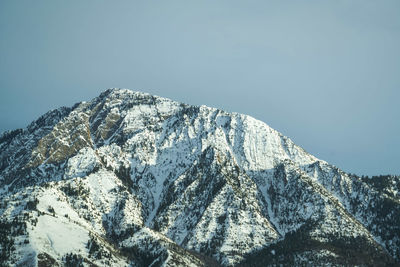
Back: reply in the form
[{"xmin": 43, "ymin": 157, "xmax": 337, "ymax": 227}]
[{"xmin": 0, "ymin": 88, "xmax": 399, "ymax": 266}]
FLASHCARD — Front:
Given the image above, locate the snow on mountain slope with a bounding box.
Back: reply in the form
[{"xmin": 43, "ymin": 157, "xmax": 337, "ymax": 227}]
[{"xmin": 0, "ymin": 88, "xmax": 399, "ymax": 266}]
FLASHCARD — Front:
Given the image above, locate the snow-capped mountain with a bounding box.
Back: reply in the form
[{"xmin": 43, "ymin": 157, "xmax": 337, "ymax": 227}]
[{"xmin": 0, "ymin": 88, "xmax": 399, "ymax": 266}]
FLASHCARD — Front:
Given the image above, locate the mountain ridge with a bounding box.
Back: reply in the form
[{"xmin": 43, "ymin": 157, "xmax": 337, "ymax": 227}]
[{"xmin": 0, "ymin": 88, "xmax": 399, "ymax": 266}]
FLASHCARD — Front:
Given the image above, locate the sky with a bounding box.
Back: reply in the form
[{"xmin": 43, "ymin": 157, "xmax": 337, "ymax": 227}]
[{"xmin": 0, "ymin": 0, "xmax": 399, "ymax": 176}]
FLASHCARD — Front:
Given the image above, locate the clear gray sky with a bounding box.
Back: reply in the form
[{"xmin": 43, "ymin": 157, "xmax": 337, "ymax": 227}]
[{"xmin": 1, "ymin": 0, "xmax": 399, "ymax": 176}]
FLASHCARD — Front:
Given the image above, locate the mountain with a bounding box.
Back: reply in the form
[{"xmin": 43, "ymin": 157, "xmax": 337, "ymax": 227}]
[{"xmin": 0, "ymin": 88, "xmax": 399, "ymax": 266}]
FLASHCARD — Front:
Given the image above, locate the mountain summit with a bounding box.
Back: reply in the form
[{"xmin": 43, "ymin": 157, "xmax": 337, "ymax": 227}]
[{"xmin": 1, "ymin": 88, "xmax": 399, "ymax": 266}]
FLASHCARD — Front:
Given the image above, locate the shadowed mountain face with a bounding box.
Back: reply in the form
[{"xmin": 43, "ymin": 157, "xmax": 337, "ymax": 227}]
[{"xmin": 0, "ymin": 88, "xmax": 399, "ymax": 266}]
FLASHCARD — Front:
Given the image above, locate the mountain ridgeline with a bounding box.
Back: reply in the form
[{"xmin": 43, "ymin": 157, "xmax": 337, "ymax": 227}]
[{"xmin": 0, "ymin": 89, "xmax": 399, "ymax": 266}]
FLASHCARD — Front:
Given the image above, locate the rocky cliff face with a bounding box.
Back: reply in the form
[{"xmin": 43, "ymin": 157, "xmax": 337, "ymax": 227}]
[{"xmin": 0, "ymin": 88, "xmax": 399, "ymax": 266}]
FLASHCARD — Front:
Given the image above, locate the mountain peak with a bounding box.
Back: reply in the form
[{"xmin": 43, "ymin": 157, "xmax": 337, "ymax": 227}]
[{"xmin": 0, "ymin": 89, "xmax": 399, "ymax": 266}]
